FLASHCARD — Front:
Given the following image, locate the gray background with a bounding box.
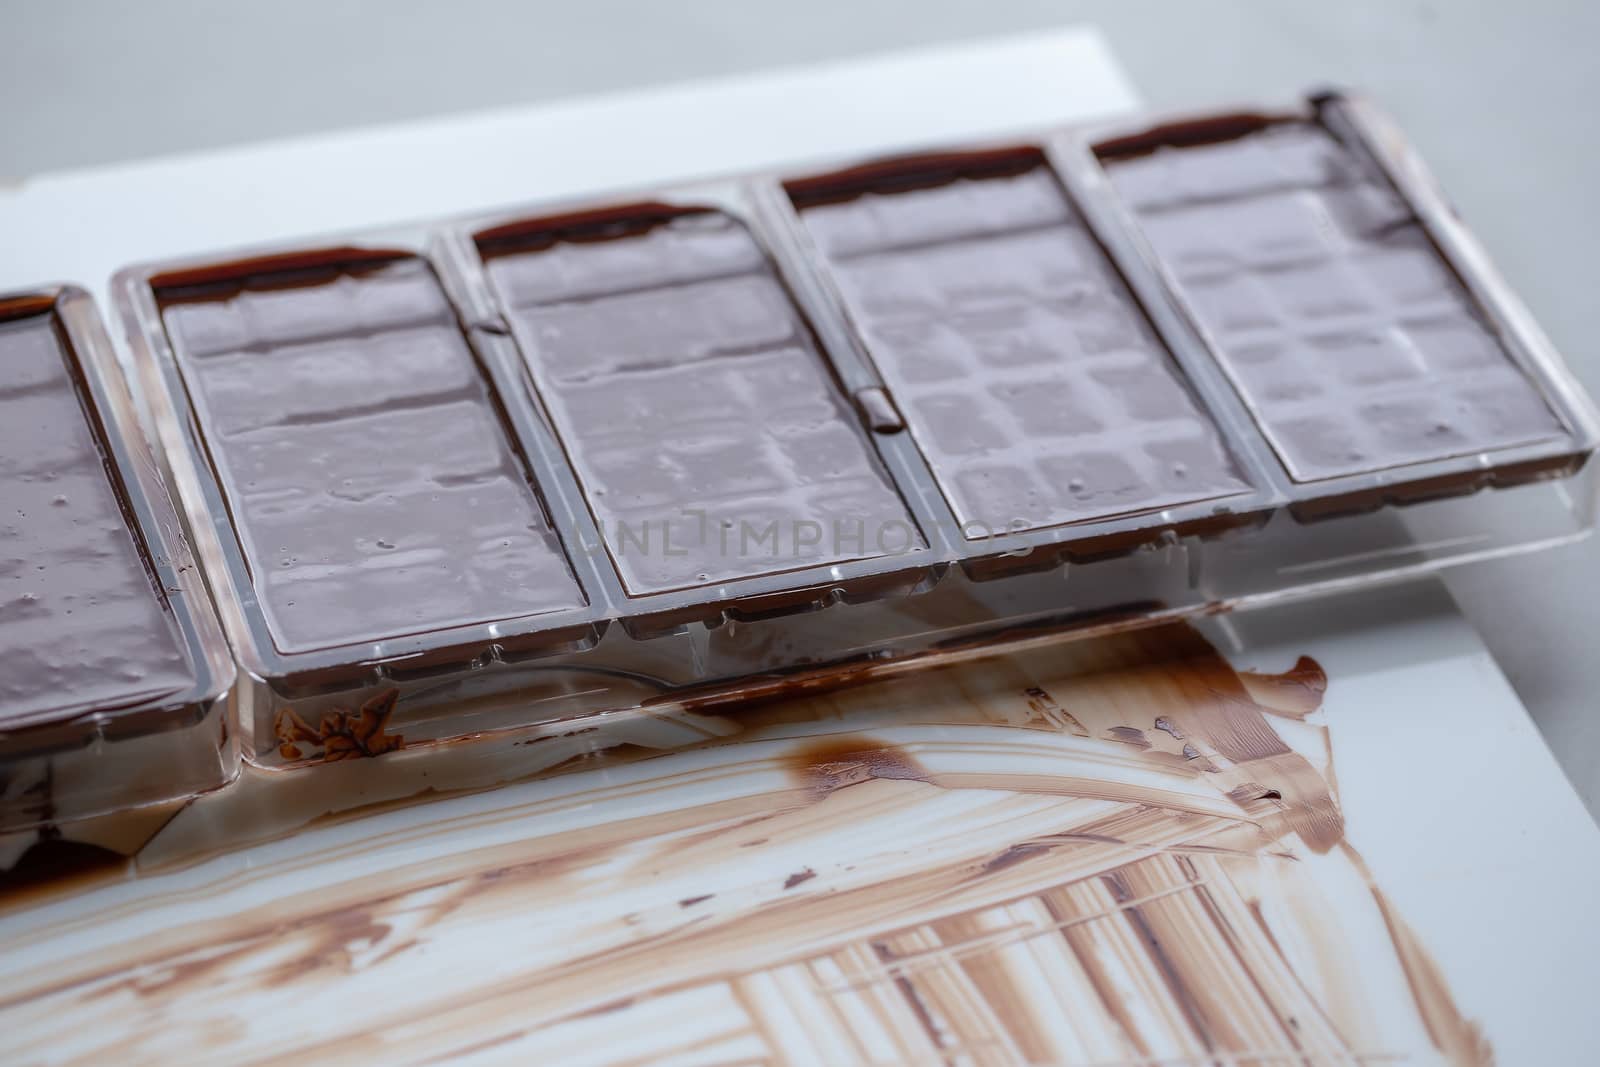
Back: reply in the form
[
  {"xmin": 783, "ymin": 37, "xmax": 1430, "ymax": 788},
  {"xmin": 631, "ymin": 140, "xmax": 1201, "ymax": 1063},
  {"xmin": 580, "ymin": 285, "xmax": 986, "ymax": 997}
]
[{"xmin": 4, "ymin": 0, "xmax": 1597, "ymax": 811}]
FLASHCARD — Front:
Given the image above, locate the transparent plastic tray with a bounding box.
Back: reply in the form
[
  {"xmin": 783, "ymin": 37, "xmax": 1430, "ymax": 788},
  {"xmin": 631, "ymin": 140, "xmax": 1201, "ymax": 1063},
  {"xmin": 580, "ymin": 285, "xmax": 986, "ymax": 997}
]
[
  {"xmin": 0, "ymin": 287, "xmax": 235, "ymax": 829},
  {"xmin": 112, "ymin": 89, "xmax": 1597, "ymax": 770}
]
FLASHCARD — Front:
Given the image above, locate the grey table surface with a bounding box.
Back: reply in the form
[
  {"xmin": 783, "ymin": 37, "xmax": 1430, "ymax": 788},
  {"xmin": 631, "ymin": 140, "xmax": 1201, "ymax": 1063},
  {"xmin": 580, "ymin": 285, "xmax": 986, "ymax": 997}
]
[{"xmin": 4, "ymin": 0, "xmax": 1597, "ymax": 814}]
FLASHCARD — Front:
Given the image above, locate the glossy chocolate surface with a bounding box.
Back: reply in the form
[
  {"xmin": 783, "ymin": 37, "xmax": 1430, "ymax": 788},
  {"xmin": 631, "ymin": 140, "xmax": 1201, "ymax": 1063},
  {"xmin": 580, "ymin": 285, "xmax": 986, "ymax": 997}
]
[
  {"xmin": 161, "ymin": 257, "xmax": 586, "ymax": 654},
  {"xmin": 1102, "ymin": 120, "xmax": 1567, "ymax": 483},
  {"xmin": 0, "ymin": 307, "xmax": 194, "ymax": 726},
  {"xmin": 486, "ymin": 210, "xmax": 923, "ymax": 595},
  {"xmin": 797, "ymin": 161, "xmax": 1252, "ymax": 536}
]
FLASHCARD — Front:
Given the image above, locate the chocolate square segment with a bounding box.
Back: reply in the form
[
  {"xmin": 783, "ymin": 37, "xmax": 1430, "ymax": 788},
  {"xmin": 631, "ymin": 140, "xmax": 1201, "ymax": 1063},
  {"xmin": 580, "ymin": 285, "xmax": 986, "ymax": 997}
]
[
  {"xmin": 485, "ymin": 210, "xmax": 923, "ymax": 596},
  {"xmin": 1102, "ymin": 120, "xmax": 1566, "ymax": 482},
  {"xmin": 0, "ymin": 306, "xmax": 194, "ymax": 725},
  {"xmin": 160, "ymin": 257, "xmax": 586, "ymax": 654},
  {"xmin": 794, "ymin": 157, "xmax": 1252, "ymax": 538}
]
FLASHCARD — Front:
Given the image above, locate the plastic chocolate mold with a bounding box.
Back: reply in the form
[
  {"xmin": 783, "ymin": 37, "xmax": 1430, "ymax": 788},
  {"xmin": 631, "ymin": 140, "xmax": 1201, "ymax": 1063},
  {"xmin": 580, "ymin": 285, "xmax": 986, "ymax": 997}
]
[{"xmin": 108, "ymin": 90, "xmax": 1598, "ymax": 773}]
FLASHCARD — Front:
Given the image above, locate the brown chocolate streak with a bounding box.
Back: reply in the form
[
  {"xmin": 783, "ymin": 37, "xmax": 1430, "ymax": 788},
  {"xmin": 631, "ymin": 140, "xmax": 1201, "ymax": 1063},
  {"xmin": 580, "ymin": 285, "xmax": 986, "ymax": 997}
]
[{"xmin": 0, "ymin": 623, "xmax": 1487, "ymax": 1066}]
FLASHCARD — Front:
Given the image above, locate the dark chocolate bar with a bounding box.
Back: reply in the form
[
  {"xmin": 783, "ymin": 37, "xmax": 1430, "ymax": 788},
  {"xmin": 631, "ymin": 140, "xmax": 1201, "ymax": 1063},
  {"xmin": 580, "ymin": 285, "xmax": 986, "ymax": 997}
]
[
  {"xmin": 484, "ymin": 209, "xmax": 924, "ymax": 595},
  {"xmin": 160, "ymin": 256, "xmax": 587, "ymax": 654},
  {"xmin": 0, "ymin": 302, "xmax": 195, "ymax": 726},
  {"xmin": 793, "ymin": 157, "xmax": 1254, "ymax": 536},
  {"xmin": 1100, "ymin": 119, "xmax": 1568, "ymax": 484}
]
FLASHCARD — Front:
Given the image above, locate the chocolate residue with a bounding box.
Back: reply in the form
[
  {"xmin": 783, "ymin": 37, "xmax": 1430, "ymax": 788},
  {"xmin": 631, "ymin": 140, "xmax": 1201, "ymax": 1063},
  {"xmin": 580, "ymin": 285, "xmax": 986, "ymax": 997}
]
[
  {"xmin": 1228, "ymin": 786, "xmax": 1285, "ymax": 804},
  {"xmin": 0, "ymin": 621, "xmax": 1484, "ymax": 1065},
  {"xmin": 784, "ymin": 736, "xmax": 928, "ymax": 799},
  {"xmin": 1115, "ymin": 629, "xmax": 1344, "ymax": 853},
  {"xmin": 1104, "ymin": 725, "xmax": 1151, "ymax": 748},
  {"xmin": 275, "ymin": 689, "xmax": 405, "ymax": 763},
  {"xmin": 1238, "ymin": 655, "xmax": 1330, "ymax": 720},
  {"xmin": 1343, "ymin": 842, "xmax": 1495, "ymax": 1067},
  {"xmin": 982, "ymin": 842, "xmax": 1051, "ymax": 874},
  {"xmin": 1023, "ymin": 686, "xmax": 1090, "ymax": 736}
]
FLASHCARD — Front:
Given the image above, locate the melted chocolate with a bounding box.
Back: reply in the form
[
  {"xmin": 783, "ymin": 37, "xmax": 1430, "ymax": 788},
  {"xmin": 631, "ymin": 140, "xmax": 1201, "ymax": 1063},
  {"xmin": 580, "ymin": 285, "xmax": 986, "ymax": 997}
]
[
  {"xmin": 797, "ymin": 159, "xmax": 1252, "ymax": 535},
  {"xmin": 1102, "ymin": 120, "xmax": 1566, "ymax": 482},
  {"xmin": 0, "ymin": 307, "xmax": 194, "ymax": 727},
  {"xmin": 160, "ymin": 257, "xmax": 586, "ymax": 654},
  {"xmin": 485, "ymin": 210, "xmax": 922, "ymax": 595}
]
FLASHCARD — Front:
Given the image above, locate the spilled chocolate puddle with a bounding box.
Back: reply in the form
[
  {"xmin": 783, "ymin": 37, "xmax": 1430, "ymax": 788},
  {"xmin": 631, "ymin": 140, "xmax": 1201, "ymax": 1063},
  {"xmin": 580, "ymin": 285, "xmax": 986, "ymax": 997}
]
[{"xmin": 0, "ymin": 623, "xmax": 1489, "ymax": 1066}]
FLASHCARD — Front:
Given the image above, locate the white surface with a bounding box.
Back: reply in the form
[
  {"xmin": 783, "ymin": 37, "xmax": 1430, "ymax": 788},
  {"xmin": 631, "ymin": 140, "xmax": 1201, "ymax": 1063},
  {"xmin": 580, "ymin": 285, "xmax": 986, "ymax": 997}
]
[
  {"xmin": 1226, "ymin": 585, "xmax": 1600, "ymax": 1066},
  {"xmin": 0, "ymin": 28, "xmax": 1597, "ymax": 1061}
]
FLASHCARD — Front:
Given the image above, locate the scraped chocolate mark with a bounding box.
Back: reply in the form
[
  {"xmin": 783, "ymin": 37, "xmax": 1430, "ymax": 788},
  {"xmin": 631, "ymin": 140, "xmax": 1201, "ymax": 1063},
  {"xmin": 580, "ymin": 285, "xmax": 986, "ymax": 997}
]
[
  {"xmin": 1104, "ymin": 726, "xmax": 1151, "ymax": 748},
  {"xmin": 1102, "ymin": 870, "xmax": 1218, "ymax": 1051},
  {"xmin": 571, "ymin": 995, "xmax": 637, "ymax": 1020},
  {"xmin": 1023, "ymin": 686, "xmax": 1089, "ymax": 735},
  {"xmin": 1228, "ymin": 785, "xmax": 1286, "ymax": 809},
  {"xmin": 1122, "ymin": 631, "xmax": 1341, "ymax": 853},
  {"xmin": 1237, "ymin": 656, "xmax": 1329, "ymax": 720},
  {"xmin": 1045, "ymin": 831, "xmax": 1126, "ymax": 847},
  {"xmin": 0, "ymin": 617, "xmax": 1484, "ymax": 1064},
  {"xmin": 983, "ymin": 842, "xmax": 1051, "ymax": 874},
  {"xmin": 103, "ymin": 903, "xmax": 397, "ymax": 999},
  {"xmin": 784, "ymin": 737, "xmax": 928, "ymax": 800}
]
